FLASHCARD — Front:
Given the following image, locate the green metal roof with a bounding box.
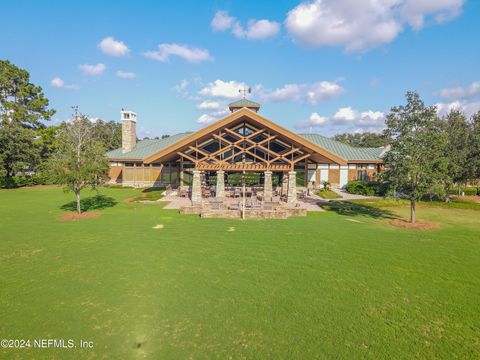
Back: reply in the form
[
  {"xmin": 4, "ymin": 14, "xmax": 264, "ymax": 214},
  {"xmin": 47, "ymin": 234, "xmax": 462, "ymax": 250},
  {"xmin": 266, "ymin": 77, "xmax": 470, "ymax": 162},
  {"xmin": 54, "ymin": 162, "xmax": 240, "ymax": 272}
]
[
  {"xmin": 106, "ymin": 130, "xmax": 385, "ymax": 162},
  {"xmin": 228, "ymin": 99, "xmax": 261, "ymax": 108},
  {"xmin": 106, "ymin": 132, "xmax": 193, "ymax": 160},
  {"xmin": 299, "ymin": 133, "xmax": 385, "ymax": 161}
]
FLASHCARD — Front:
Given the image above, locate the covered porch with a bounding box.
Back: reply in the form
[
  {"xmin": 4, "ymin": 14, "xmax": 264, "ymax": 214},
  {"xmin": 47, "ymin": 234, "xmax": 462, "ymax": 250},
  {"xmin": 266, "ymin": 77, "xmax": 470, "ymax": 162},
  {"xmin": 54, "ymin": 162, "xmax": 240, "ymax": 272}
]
[{"xmin": 141, "ymin": 107, "xmax": 346, "ymax": 218}]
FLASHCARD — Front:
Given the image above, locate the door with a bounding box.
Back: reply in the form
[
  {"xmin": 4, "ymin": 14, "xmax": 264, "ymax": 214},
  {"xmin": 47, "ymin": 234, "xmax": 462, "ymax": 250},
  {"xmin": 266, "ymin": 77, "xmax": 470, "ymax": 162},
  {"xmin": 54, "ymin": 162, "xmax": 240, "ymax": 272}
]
[{"xmin": 339, "ymin": 168, "xmax": 348, "ymax": 188}]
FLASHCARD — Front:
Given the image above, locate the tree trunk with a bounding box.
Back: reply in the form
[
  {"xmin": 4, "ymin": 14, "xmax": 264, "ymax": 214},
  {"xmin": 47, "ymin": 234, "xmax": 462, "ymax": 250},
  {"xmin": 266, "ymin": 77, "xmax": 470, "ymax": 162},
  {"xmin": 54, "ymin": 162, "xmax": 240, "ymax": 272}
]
[
  {"xmin": 410, "ymin": 199, "xmax": 415, "ymax": 224},
  {"xmin": 76, "ymin": 190, "xmax": 81, "ymax": 214}
]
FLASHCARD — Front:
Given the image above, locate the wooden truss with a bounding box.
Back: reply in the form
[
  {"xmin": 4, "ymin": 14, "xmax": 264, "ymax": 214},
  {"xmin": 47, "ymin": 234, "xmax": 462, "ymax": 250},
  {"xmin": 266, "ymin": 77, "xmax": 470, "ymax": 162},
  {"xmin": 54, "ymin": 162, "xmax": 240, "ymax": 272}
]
[{"xmin": 176, "ymin": 120, "xmax": 312, "ymax": 171}]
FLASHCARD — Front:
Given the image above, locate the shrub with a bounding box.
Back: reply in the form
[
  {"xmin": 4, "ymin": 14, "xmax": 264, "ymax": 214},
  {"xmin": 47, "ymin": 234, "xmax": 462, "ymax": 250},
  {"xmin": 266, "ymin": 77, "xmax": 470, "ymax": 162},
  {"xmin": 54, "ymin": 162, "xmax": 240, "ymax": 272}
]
[
  {"xmin": 0, "ymin": 173, "xmax": 54, "ymax": 189},
  {"xmin": 322, "ymin": 181, "xmax": 331, "ymax": 191},
  {"xmin": 449, "ymin": 187, "xmax": 478, "ymax": 196},
  {"xmin": 345, "ymin": 180, "xmax": 385, "ymax": 196}
]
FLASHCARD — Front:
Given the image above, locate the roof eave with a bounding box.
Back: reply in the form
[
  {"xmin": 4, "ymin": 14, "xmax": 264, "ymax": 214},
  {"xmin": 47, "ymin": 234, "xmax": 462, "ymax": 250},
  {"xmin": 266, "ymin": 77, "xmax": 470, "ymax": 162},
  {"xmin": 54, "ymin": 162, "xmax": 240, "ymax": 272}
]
[{"xmin": 143, "ymin": 107, "xmax": 348, "ymax": 165}]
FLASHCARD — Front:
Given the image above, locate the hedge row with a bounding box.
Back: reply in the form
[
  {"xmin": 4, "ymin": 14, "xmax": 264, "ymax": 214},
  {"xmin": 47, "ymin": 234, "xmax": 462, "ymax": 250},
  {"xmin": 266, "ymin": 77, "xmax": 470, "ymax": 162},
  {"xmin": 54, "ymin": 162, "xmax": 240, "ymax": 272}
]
[
  {"xmin": 345, "ymin": 180, "xmax": 479, "ymax": 197},
  {"xmin": 345, "ymin": 180, "xmax": 386, "ymax": 196},
  {"xmin": 0, "ymin": 174, "xmax": 54, "ymax": 189},
  {"xmin": 448, "ymin": 187, "xmax": 479, "ymax": 196}
]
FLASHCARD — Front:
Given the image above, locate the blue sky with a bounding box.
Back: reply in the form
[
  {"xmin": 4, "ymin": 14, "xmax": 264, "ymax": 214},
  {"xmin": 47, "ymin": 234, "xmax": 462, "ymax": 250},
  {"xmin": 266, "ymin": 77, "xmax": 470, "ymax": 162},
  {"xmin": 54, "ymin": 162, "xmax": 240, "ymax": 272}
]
[{"xmin": 1, "ymin": 0, "xmax": 479, "ymax": 137}]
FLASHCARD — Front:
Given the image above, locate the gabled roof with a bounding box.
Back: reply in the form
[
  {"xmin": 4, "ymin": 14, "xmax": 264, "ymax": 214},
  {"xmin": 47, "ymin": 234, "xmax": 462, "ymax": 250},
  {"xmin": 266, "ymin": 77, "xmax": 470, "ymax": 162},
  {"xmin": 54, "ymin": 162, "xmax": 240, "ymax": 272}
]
[
  {"xmin": 106, "ymin": 109, "xmax": 386, "ymax": 163},
  {"xmin": 142, "ymin": 107, "xmax": 348, "ymax": 165},
  {"xmin": 228, "ymin": 99, "xmax": 261, "ymax": 110},
  {"xmin": 299, "ymin": 133, "xmax": 385, "ymax": 162},
  {"xmin": 106, "ymin": 132, "xmax": 193, "ymax": 160}
]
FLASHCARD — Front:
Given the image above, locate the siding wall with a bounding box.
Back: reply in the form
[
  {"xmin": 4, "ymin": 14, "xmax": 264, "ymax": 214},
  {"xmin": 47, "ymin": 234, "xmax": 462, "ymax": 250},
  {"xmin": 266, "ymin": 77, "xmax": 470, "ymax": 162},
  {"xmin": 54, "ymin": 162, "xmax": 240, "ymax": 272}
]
[
  {"xmin": 109, "ymin": 163, "xmax": 179, "ymax": 188},
  {"xmin": 313, "ymin": 163, "xmax": 379, "ymax": 187}
]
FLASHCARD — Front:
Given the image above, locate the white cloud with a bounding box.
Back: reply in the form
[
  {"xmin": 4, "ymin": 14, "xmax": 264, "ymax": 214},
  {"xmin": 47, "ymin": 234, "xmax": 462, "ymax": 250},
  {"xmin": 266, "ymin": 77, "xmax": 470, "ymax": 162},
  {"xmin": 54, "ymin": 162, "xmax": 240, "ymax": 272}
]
[
  {"xmin": 175, "ymin": 79, "xmax": 190, "ymax": 96},
  {"xmin": 437, "ymin": 80, "xmax": 480, "ymax": 101},
  {"xmin": 79, "ymin": 63, "xmax": 106, "ymax": 76},
  {"xmin": 198, "ymin": 79, "xmax": 344, "ymax": 104},
  {"xmin": 211, "ymin": 10, "xmax": 280, "ymax": 40},
  {"xmin": 307, "ymin": 81, "xmax": 345, "ymax": 104},
  {"xmin": 98, "ymin": 37, "xmax": 129, "ymax": 57},
  {"xmin": 285, "ymin": 0, "xmax": 464, "ymax": 52},
  {"xmin": 197, "ymin": 114, "xmax": 217, "ymax": 124},
  {"xmin": 116, "ymin": 70, "xmax": 136, "ymax": 79},
  {"xmin": 211, "ymin": 109, "xmax": 230, "ymax": 117},
  {"xmin": 211, "ymin": 10, "xmax": 236, "ymax": 31},
  {"xmin": 197, "ymin": 101, "xmax": 222, "ymax": 110},
  {"xmin": 260, "ymin": 84, "xmax": 303, "ymax": 102},
  {"xmin": 435, "ymin": 100, "xmax": 480, "ymax": 117},
  {"xmin": 233, "ymin": 19, "xmax": 281, "ymax": 40},
  {"xmin": 303, "ymin": 106, "xmax": 386, "ymax": 133},
  {"xmin": 144, "ymin": 43, "xmax": 213, "ymax": 63},
  {"xmin": 309, "ymin": 112, "xmax": 328, "ymax": 125},
  {"xmin": 50, "ymin": 77, "xmax": 78, "ymax": 89},
  {"xmin": 199, "ymin": 80, "xmax": 249, "ymax": 98},
  {"xmin": 401, "ymin": 0, "xmax": 464, "ymax": 29}
]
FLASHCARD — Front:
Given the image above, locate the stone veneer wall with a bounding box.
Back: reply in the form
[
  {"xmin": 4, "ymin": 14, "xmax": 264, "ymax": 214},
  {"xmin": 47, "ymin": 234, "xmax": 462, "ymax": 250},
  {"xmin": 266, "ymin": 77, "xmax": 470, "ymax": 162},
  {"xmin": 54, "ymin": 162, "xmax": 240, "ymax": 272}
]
[
  {"xmin": 216, "ymin": 171, "xmax": 225, "ymax": 198},
  {"xmin": 264, "ymin": 171, "xmax": 272, "ymax": 199},
  {"xmin": 191, "ymin": 170, "xmax": 202, "ymax": 203},
  {"xmin": 122, "ymin": 120, "xmax": 136, "ymax": 153},
  {"xmin": 287, "ymin": 171, "xmax": 297, "ymax": 203}
]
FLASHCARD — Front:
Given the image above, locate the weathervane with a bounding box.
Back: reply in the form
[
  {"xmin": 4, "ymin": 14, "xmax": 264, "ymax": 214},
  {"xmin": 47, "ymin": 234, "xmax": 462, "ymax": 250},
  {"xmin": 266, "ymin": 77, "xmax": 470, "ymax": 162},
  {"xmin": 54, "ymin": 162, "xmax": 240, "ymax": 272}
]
[{"xmin": 239, "ymin": 87, "xmax": 252, "ymax": 99}]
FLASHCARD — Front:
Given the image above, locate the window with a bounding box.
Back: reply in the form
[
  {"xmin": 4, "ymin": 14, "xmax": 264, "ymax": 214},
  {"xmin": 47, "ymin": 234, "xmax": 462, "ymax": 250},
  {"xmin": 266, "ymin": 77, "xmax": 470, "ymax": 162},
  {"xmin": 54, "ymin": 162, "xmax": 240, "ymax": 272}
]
[{"xmin": 357, "ymin": 170, "xmax": 368, "ymax": 181}]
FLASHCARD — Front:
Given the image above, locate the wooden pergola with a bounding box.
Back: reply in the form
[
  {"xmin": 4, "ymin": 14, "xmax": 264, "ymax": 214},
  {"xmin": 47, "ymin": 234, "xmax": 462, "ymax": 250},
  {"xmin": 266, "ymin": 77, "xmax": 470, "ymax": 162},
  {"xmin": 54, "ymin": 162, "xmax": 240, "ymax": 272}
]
[{"xmin": 143, "ymin": 107, "xmax": 346, "ymax": 203}]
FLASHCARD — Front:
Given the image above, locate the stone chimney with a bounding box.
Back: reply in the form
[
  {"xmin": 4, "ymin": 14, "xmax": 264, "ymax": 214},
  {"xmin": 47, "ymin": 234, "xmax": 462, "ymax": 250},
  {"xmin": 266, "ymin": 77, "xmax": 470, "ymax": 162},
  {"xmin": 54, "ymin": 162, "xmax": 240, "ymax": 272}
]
[{"xmin": 121, "ymin": 110, "xmax": 137, "ymax": 153}]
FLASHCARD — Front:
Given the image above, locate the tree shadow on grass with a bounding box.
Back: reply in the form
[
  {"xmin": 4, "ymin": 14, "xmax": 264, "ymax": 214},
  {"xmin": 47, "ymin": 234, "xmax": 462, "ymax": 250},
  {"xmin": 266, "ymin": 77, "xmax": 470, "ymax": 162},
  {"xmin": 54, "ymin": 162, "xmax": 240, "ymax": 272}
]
[
  {"xmin": 60, "ymin": 195, "xmax": 118, "ymax": 212},
  {"xmin": 320, "ymin": 201, "xmax": 399, "ymax": 219},
  {"xmin": 141, "ymin": 187, "xmax": 165, "ymax": 193}
]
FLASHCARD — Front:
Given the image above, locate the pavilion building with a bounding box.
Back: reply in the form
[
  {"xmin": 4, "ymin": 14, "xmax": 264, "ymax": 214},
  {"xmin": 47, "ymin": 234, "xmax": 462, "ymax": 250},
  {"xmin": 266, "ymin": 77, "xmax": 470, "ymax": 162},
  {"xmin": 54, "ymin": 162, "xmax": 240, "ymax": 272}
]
[{"xmin": 106, "ymin": 100, "xmax": 386, "ymax": 203}]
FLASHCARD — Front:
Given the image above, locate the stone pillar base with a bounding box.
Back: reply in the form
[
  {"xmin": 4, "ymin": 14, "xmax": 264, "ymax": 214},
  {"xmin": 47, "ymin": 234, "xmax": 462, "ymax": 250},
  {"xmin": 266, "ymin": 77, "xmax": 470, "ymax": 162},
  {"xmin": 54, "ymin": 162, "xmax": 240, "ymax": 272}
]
[
  {"xmin": 264, "ymin": 171, "xmax": 272, "ymax": 199},
  {"xmin": 216, "ymin": 170, "xmax": 225, "ymax": 198},
  {"xmin": 287, "ymin": 171, "xmax": 297, "ymax": 203},
  {"xmin": 281, "ymin": 172, "xmax": 288, "ymax": 196},
  {"xmin": 191, "ymin": 170, "xmax": 202, "ymax": 204}
]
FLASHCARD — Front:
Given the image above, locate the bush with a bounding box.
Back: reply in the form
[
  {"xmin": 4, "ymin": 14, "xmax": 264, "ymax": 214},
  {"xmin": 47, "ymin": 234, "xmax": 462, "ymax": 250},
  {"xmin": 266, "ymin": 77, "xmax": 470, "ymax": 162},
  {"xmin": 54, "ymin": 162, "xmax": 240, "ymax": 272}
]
[
  {"xmin": 449, "ymin": 187, "xmax": 478, "ymax": 196},
  {"xmin": 0, "ymin": 173, "xmax": 53, "ymax": 189},
  {"xmin": 322, "ymin": 181, "xmax": 331, "ymax": 191},
  {"xmin": 345, "ymin": 180, "xmax": 385, "ymax": 196}
]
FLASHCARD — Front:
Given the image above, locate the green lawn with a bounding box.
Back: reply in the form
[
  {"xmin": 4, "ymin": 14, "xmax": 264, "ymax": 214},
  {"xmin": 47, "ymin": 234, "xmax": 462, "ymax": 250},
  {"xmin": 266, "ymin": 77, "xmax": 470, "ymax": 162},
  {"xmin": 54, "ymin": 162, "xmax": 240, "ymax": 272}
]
[
  {"xmin": 315, "ymin": 189, "xmax": 343, "ymax": 199},
  {"xmin": 1, "ymin": 186, "xmax": 479, "ymax": 359}
]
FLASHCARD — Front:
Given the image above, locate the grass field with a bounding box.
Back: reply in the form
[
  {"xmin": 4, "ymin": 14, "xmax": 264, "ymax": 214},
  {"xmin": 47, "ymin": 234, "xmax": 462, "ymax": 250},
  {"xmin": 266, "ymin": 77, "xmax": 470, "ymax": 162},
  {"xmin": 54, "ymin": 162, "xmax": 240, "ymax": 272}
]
[
  {"xmin": 315, "ymin": 189, "xmax": 343, "ymax": 199},
  {"xmin": 1, "ymin": 186, "xmax": 479, "ymax": 359}
]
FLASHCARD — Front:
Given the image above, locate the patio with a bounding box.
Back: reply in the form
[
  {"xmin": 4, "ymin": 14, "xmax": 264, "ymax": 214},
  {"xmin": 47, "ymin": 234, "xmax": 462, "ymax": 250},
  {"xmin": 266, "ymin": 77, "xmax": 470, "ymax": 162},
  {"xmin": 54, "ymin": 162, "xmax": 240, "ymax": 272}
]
[{"xmin": 163, "ymin": 185, "xmax": 324, "ymax": 219}]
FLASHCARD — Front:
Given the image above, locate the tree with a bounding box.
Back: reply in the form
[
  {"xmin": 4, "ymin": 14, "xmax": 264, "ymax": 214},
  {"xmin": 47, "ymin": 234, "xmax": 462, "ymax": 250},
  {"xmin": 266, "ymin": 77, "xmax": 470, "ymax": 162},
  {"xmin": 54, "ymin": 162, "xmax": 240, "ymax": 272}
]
[
  {"xmin": 0, "ymin": 122, "xmax": 40, "ymax": 176},
  {"xmin": 441, "ymin": 110, "xmax": 470, "ymax": 196},
  {"xmin": 47, "ymin": 109, "xmax": 109, "ymax": 214},
  {"xmin": 332, "ymin": 132, "xmax": 390, "ymax": 147},
  {"xmin": 383, "ymin": 92, "xmax": 448, "ymax": 223},
  {"xmin": 468, "ymin": 112, "xmax": 480, "ymax": 184},
  {"xmin": 0, "ymin": 60, "xmax": 55, "ymax": 176},
  {"xmin": 91, "ymin": 119, "xmax": 121, "ymax": 151},
  {"xmin": 0, "ymin": 60, "xmax": 55, "ymax": 129},
  {"xmin": 36, "ymin": 125, "xmax": 61, "ymax": 162}
]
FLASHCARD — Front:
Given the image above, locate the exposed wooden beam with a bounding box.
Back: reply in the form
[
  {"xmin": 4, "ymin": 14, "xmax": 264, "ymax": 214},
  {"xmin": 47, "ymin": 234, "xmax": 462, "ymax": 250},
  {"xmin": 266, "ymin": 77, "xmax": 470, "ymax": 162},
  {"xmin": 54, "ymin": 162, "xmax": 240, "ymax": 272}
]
[{"xmin": 177, "ymin": 151, "xmax": 197, "ymax": 164}]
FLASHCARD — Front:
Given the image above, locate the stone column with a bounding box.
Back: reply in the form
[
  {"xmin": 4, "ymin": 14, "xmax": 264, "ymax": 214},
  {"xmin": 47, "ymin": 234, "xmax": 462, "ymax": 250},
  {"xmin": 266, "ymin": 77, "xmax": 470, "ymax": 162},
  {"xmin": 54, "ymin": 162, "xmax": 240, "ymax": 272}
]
[
  {"xmin": 281, "ymin": 172, "xmax": 288, "ymax": 196},
  {"xmin": 216, "ymin": 170, "xmax": 225, "ymax": 198},
  {"xmin": 191, "ymin": 170, "xmax": 202, "ymax": 204},
  {"xmin": 264, "ymin": 171, "xmax": 273, "ymax": 199},
  {"xmin": 287, "ymin": 171, "xmax": 297, "ymax": 204}
]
